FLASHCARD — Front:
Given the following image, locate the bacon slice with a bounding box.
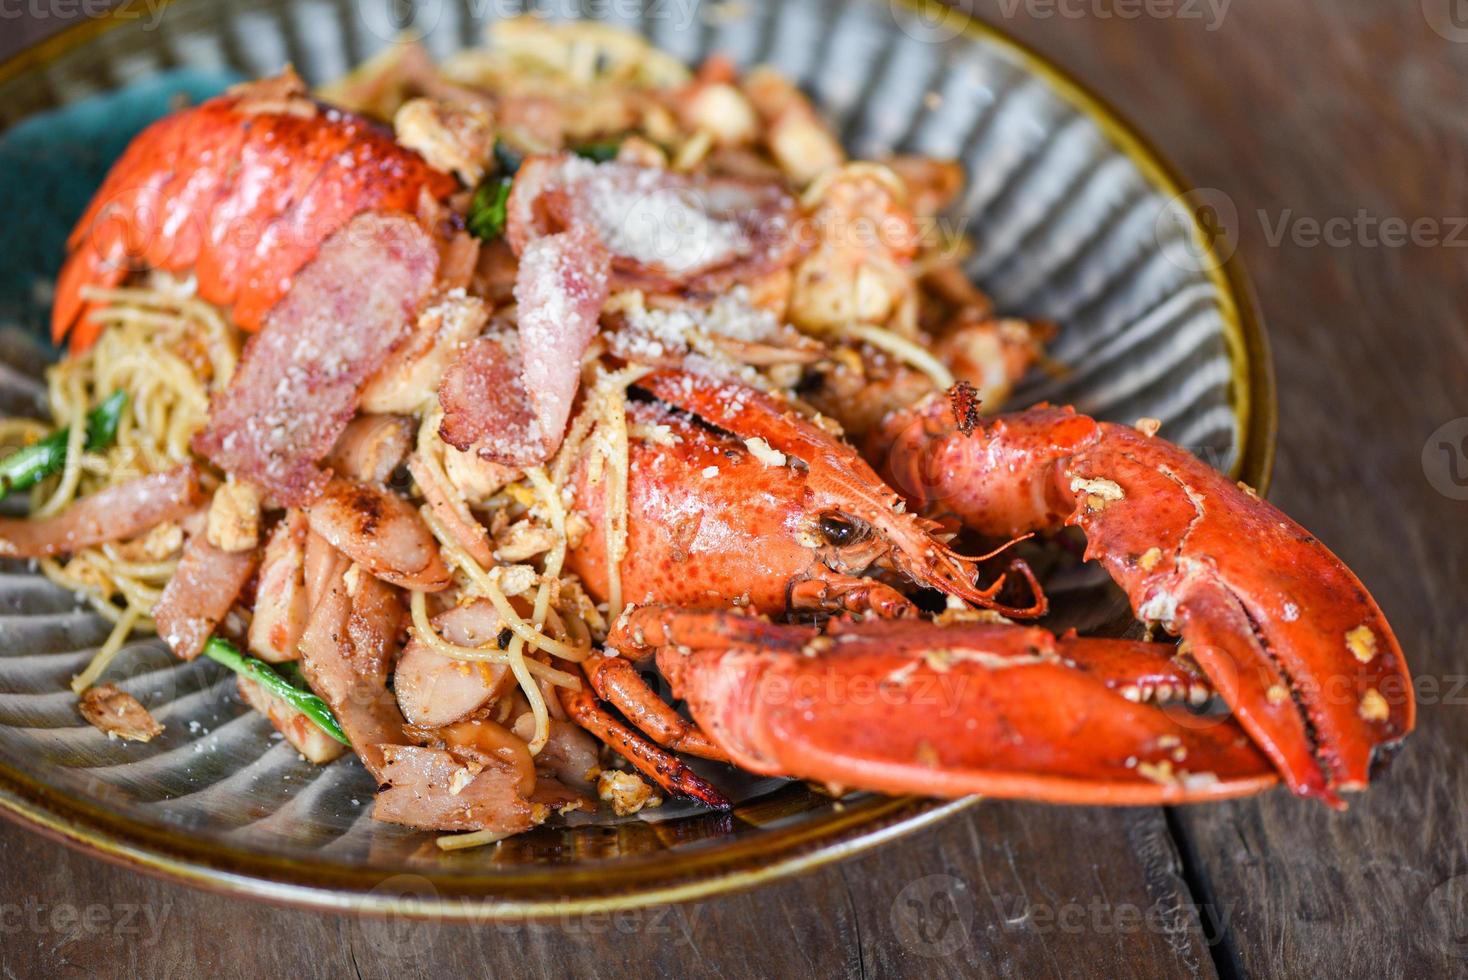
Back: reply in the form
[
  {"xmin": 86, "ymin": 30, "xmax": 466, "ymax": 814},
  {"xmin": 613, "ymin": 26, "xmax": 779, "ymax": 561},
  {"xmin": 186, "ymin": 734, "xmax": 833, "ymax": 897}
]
[
  {"xmin": 154, "ymin": 530, "xmax": 258, "ymax": 661},
  {"xmin": 436, "ymin": 332, "xmax": 540, "ymax": 463},
  {"xmin": 506, "ymin": 155, "xmax": 804, "ymax": 289},
  {"xmin": 436, "ymin": 228, "xmax": 608, "ymax": 466},
  {"xmin": 0, "ymin": 466, "xmax": 204, "ymax": 559},
  {"xmin": 192, "ymin": 212, "xmax": 439, "ymax": 506},
  {"xmin": 514, "ymin": 225, "xmax": 611, "ymax": 459}
]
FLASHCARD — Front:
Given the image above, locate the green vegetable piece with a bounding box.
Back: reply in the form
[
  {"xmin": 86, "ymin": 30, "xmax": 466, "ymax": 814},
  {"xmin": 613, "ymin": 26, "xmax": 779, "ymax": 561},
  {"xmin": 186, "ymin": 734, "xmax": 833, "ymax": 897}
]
[
  {"xmin": 84, "ymin": 390, "xmax": 127, "ymax": 451},
  {"xmin": 572, "ymin": 139, "xmax": 622, "ymax": 163},
  {"xmin": 466, "ymin": 175, "xmax": 514, "ymax": 241},
  {"xmin": 203, "ymin": 637, "xmax": 350, "ymax": 746},
  {"xmin": 0, "ymin": 390, "xmax": 127, "ymax": 500},
  {"xmin": 493, "ymin": 140, "xmax": 524, "ymax": 175}
]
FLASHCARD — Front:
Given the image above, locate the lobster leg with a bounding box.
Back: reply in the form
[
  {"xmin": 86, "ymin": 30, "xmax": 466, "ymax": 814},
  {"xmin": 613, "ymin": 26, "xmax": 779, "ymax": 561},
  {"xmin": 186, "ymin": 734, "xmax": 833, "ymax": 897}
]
[
  {"xmin": 583, "ymin": 653, "xmax": 730, "ymax": 762},
  {"xmin": 877, "ymin": 394, "xmax": 1415, "ymax": 804},
  {"xmin": 1050, "ymin": 631, "xmax": 1213, "ymax": 706},
  {"xmin": 627, "ymin": 607, "xmax": 1277, "ymax": 805},
  {"xmin": 557, "ymin": 683, "xmax": 732, "ymax": 809},
  {"xmin": 788, "ymin": 574, "xmax": 917, "ymax": 617}
]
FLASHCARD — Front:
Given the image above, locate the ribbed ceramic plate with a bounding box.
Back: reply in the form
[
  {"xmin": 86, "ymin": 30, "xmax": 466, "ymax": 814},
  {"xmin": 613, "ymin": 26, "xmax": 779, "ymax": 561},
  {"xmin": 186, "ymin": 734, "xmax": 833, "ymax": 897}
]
[{"xmin": 0, "ymin": 0, "xmax": 1272, "ymax": 916}]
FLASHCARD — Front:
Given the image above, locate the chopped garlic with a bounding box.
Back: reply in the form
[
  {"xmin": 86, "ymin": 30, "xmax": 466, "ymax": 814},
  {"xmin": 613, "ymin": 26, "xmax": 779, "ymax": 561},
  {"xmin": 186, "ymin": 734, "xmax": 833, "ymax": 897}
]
[
  {"xmin": 744, "ymin": 436, "xmax": 787, "ymax": 467},
  {"xmin": 1070, "ymin": 476, "xmax": 1125, "ymax": 509},
  {"xmin": 1359, "ymin": 688, "xmax": 1390, "ymax": 722},
  {"xmin": 206, "ymin": 481, "xmax": 260, "ymax": 553},
  {"xmin": 598, "ymin": 769, "xmax": 662, "ymax": 816},
  {"xmin": 1346, "ymin": 625, "xmax": 1378, "ymax": 664}
]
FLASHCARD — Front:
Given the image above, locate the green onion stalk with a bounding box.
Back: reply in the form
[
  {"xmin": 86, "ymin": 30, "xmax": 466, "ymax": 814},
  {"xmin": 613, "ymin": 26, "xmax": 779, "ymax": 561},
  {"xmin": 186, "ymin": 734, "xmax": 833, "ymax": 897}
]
[
  {"xmin": 0, "ymin": 390, "xmax": 127, "ymax": 500},
  {"xmin": 203, "ymin": 637, "xmax": 349, "ymax": 745}
]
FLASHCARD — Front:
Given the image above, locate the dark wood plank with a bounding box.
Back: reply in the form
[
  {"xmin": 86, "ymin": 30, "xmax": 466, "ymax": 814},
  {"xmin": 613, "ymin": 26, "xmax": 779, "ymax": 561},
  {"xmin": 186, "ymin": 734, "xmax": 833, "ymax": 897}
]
[
  {"xmin": 3, "ymin": 1, "xmax": 1465, "ymax": 977},
  {"xmin": 0, "ymin": 801, "xmax": 1213, "ymax": 980},
  {"xmin": 961, "ymin": 0, "xmax": 1468, "ymax": 975}
]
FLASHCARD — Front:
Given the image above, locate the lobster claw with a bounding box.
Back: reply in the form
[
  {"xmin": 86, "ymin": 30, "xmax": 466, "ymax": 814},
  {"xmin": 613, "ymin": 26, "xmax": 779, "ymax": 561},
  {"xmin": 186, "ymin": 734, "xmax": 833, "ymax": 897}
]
[
  {"xmin": 876, "ymin": 397, "xmax": 1416, "ymax": 806},
  {"xmin": 610, "ymin": 607, "xmax": 1278, "ymax": 805}
]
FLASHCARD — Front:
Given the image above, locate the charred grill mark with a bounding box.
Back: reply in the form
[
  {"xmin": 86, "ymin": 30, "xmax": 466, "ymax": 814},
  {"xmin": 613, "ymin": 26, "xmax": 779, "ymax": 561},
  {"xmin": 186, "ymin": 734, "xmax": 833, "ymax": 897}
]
[{"xmin": 330, "ymin": 482, "xmax": 388, "ymax": 536}]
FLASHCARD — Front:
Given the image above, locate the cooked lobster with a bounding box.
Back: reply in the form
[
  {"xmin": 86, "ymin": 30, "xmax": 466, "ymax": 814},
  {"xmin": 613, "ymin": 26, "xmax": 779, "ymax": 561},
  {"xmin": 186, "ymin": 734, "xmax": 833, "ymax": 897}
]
[
  {"xmin": 41, "ymin": 70, "xmax": 1413, "ymax": 825},
  {"xmin": 563, "ymin": 373, "xmax": 1412, "ymax": 808}
]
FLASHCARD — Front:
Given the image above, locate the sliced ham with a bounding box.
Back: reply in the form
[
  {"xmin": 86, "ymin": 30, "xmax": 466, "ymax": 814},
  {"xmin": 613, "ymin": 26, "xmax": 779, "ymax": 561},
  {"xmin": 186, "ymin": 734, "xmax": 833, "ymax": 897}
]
[
  {"xmin": 344, "ymin": 564, "xmax": 405, "ymax": 687},
  {"xmin": 303, "ymin": 478, "xmax": 450, "ymax": 592},
  {"xmin": 302, "ymin": 528, "xmax": 345, "ymax": 613},
  {"xmin": 372, "ymin": 743, "xmax": 541, "ymax": 833},
  {"xmin": 236, "ymin": 675, "xmax": 348, "ymax": 765},
  {"xmin": 513, "ymin": 713, "xmax": 600, "ymax": 791},
  {"xmin": 297, "ymin": 543, "xmax": 407, "ymax": 779},
  {"xmin": 0, "ymin": 466, "xmax": 204, "ymax": 559},
  {"xmin": 192, "ymin": 211, "xmax": 439, "ymax": 506},
  {"xmin": 153, "ymin": 529, "xmax": 258, "ymax": 661},
  {"xmin": 395, "ymin": 600, "xmax": 513, "ymax": 727},
  {"xmin": 248, "ymin": 510, "xmax": 309, "ymax": 663}
]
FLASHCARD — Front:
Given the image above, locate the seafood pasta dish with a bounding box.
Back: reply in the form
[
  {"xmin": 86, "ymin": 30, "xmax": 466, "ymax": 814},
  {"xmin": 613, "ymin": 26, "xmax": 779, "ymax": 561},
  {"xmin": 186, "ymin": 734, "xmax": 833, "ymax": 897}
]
[{"xmin": 0, "ymin": 19, "xmax": 1412, "ymax": 849}]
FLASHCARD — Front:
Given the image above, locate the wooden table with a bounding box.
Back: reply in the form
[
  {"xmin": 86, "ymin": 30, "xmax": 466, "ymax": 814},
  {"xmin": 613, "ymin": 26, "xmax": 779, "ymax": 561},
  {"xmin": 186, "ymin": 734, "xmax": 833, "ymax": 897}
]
[{"xmin": 2, "ymin": 2, "xmax": 1465, "ymax": 976}]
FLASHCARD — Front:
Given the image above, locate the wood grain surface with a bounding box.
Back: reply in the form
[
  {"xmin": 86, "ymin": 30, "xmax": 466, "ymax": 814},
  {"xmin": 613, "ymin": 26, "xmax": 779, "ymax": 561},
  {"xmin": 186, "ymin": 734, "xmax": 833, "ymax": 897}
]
[{"xmin": 1, "ymin": 1, "xmax": 1465, "ymax": 977}]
